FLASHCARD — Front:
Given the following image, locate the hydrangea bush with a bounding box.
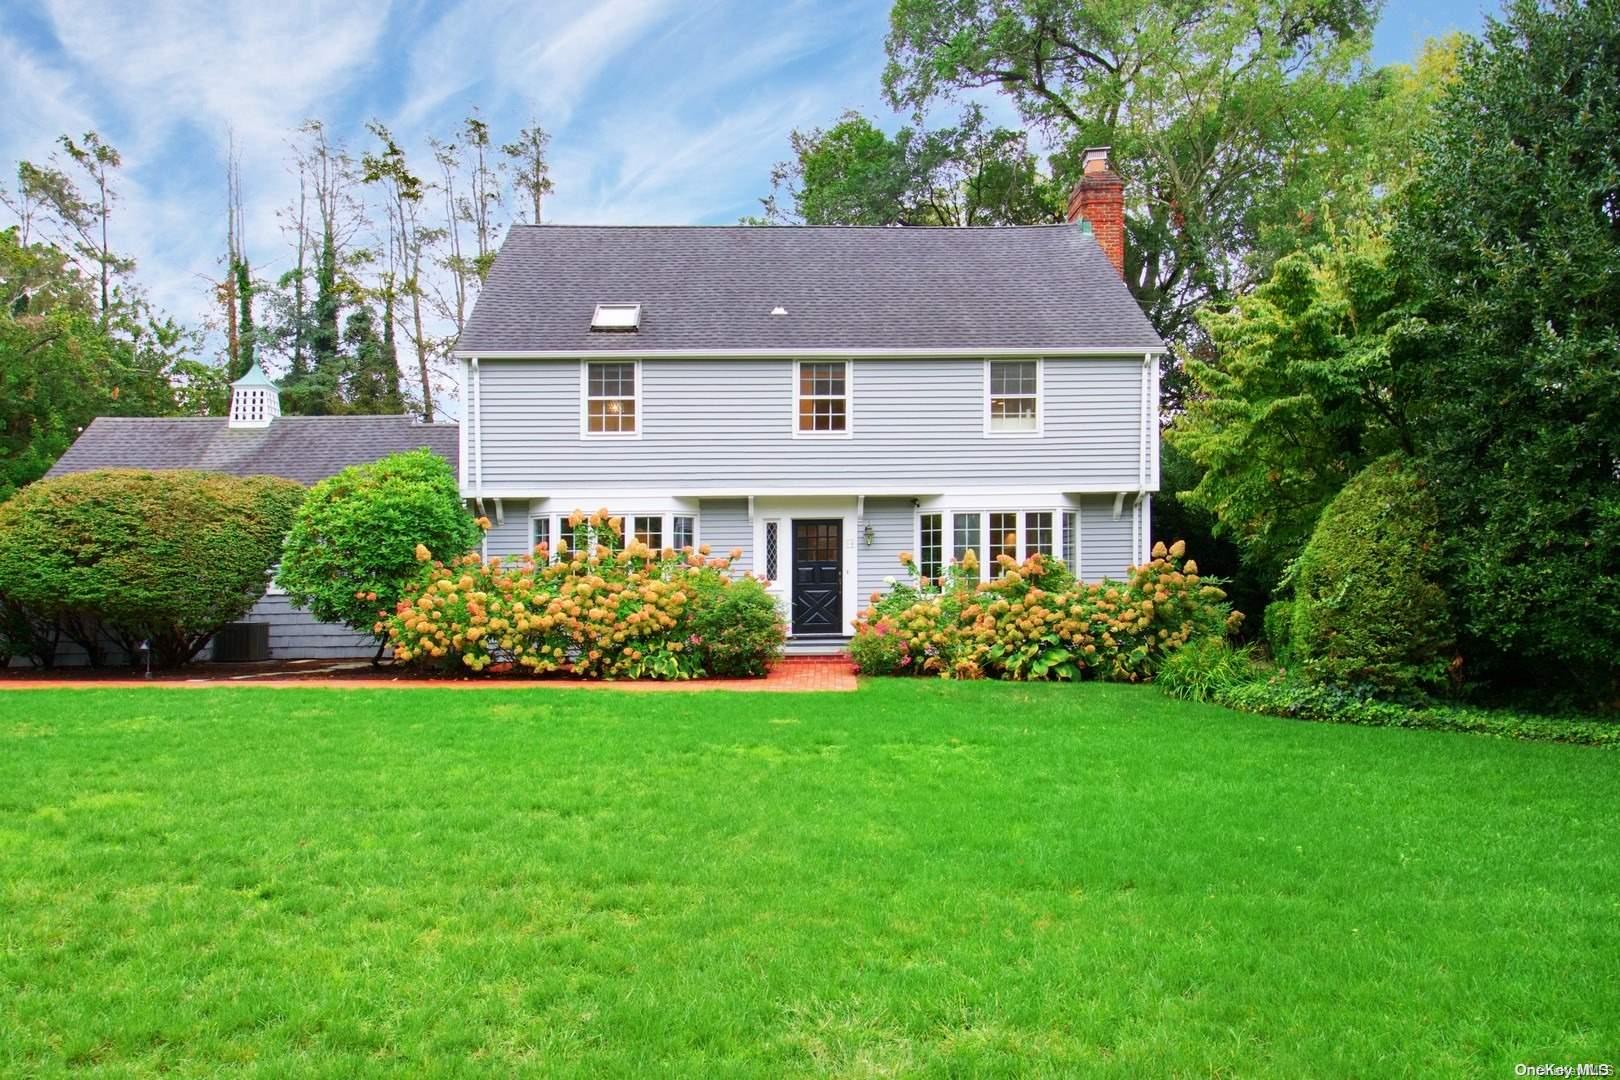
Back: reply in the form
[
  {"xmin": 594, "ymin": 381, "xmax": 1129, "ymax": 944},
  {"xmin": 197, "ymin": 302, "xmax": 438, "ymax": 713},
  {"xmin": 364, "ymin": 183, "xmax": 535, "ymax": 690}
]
[
  {"xmin": 851, "ymin": 540, "xmax": 1240, "ymax": 681},
  {"xmin": 383, "ymin": 509, "xmax": 784, "ymax": 680}
]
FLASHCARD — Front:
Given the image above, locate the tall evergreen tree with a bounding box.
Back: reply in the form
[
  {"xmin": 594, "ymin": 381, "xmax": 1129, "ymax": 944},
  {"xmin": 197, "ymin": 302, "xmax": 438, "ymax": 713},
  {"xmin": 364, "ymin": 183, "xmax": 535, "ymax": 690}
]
[{"xmin": 342, "ymin": 304, "xmax": 403, "ymax": 414}]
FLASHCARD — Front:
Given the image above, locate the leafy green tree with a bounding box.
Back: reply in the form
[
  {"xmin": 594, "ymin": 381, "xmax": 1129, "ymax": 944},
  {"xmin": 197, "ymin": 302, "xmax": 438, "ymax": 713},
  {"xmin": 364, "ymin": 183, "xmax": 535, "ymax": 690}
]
[
  {"xmin": 501, "ymin": 120, "xmax": 554, "ymax": 226},
  {"xmin": 759, "ymin": 105, "xmax": 1062, "ymax": 226},
  {"xmin": 0, "ymin": 470, "xmax": 304, "ymax": 666},
  {"xmin": 1169, "ymin": 221, "xmax": 1406, "ymax": 587},
  {"xmin": 364, "ymin": 122, "xmax": 442, "ymax": 422},
  {"xmin": 1389, "ymin": 0, "xmax": 1620, "ymax": 690},
  {"xmin": 0, "ymin": 226, "xmax": 213, "ymax": 497},
  {"xmin": 276, "ymin": 449, "xmax": 481, "ymax": 659},
  {"xmin": 881, "ymin": 0, "xmax": 1381, "ymax": 343}
]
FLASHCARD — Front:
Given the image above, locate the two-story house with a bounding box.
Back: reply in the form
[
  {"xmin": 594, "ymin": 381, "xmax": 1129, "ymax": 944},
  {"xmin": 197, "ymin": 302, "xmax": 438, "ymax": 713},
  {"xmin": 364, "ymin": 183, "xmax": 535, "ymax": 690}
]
[
  {"xmin": 39, "ymin": 147, "xmax": 1162, "ymax": 659},
  {"xmin": 458, "ymin": 147, "xmax": 1163, "ymax": 643}
]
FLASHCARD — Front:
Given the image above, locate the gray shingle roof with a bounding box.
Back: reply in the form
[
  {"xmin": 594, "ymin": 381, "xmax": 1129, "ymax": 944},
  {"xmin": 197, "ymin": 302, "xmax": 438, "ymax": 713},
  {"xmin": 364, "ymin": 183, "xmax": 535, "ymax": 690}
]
[
  {"xmin": 458, "ymin": 224, "xmax": 1164, "ymax": 354},
  {"xmin": 45, "ymin": 416, "xmax": 459, "ymax": 487}
]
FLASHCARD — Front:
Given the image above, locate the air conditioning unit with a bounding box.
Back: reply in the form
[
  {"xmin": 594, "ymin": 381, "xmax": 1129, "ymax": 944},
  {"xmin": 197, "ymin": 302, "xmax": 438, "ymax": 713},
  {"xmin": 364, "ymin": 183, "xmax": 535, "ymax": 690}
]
[{"xmin": 213, "ymin": 622, "xmax": 270, "ymax": 662}]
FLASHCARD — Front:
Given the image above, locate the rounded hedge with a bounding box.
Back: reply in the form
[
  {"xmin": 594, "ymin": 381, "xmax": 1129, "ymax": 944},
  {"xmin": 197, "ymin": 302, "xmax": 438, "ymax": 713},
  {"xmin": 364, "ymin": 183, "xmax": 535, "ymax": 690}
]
[
  {"xmin": 276, "ymin": 448, "xmax": 482, "ymax": 640},
  {"xmin": 1289, "ymin": 455, "xmax": 1455, "ymax": 694},
  {"xmin": 0, "ymin": 469, "xmax": 305, "ymax": 666}
]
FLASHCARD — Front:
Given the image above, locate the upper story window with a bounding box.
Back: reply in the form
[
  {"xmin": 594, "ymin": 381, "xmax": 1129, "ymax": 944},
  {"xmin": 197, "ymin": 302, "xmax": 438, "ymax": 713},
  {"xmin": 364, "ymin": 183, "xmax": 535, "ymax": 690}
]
[
  {"xmin": 987, "ymin": 360, "xmax": 1039, "ymax": 433},
  {"xmin": 796, "ymin": 361, "xmax": 848, "ymax": 435},
  {"xmin": 584, "ymin": 360, "xmax": 638, "ymax": 436}
]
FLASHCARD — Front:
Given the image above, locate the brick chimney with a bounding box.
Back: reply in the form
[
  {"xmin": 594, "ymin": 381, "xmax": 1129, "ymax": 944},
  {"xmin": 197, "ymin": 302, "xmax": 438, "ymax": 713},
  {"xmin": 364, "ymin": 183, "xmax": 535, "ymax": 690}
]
[{"xmin": 1066, "ymin": 146, "xmax": 1125, "ymax": 276}]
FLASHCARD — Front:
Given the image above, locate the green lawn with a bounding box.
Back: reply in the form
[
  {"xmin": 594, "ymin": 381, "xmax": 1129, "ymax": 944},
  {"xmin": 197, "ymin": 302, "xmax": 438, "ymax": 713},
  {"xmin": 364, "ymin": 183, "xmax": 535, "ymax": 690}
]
[{"xmin": 1, "ymin": 682, "xmax": 1615, "ymax": 1077}]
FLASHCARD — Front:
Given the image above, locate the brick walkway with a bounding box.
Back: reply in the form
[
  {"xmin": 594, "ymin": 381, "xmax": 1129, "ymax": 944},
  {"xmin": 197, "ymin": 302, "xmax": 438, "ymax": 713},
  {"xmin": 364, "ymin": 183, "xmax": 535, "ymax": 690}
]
[{"xmin": 0, "ymin": 657, "xmax": 857, "ymax": 693}]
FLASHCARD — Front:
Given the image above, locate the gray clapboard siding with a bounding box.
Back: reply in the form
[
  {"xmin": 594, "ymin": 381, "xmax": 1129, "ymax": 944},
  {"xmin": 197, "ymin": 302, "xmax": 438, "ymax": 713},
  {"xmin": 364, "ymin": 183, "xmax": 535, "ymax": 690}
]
[
  {"xmin": 1080, "ymin": 495, "xmax": 1137, "ymax": 582},
  {"xmin": 236, "ymin": 594, "xmax": 378, "ymax": 659},
  {"xmin": 484, "ymin": 500, "xmax": 533, "ymax": 558},
  {"xmin": 697, "ymin": 499, "xmax": 752, "ymax": 569},
  {"xmin": 857, "ymin": 498, "xmax": 915, "ymax": 605},
  {"xmin": 476, "ymin": 357, "xmax": 1146, "ymax": 490}
]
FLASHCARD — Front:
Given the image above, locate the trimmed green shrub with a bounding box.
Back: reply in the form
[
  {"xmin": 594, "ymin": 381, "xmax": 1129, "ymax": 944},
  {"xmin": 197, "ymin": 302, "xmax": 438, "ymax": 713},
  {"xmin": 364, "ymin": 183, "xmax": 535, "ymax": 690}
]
[
  {"xmin": 1262, "ymin": 600, "xmax": 1295, "ymax": 665},
  {"xmin": 1213, "ymin": 673, "xmax": 1619, "ymax": 748},
  {"xmin": 1290, "ymin": 456, "xmax": 1455, "ymax": 694},
  {"xmin": 687, "ymin": 574, "xmax": 785, "ymax": 678},
  {"xmin": 277, "ymin": 449, "xmax": 482, "ymax": 648},
  {"xmin": 0, "ymin": 469, "xmax": 304, "ymax": 666},
  {"xmin": 852, "ymin": 540, "xmax": 1241, "ymax": 681},
  {"xmin": 1156, "ymin": 637, "xmax": 1258, "ymax": 703}
]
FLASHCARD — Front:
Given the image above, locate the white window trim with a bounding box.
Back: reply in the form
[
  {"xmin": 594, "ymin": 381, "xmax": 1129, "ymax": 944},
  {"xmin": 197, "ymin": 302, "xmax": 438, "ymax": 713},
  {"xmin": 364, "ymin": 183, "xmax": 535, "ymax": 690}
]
[
  {"xmin": 983, "ymin": 357, "xmax": 1043, "ymax": 437},
  {"xmin": 530, "ymin": 509, "xmax": 698, "ymax": 557},
  {"xmin": 579, "ymin": 358, "xmax": 642, "ymax": 440},
  {"xmin": 791, "ymin": 359, "xmax": 854, "ymax": 439},
  {"xmin": 926, "ymin": 506, "xmax": 1076, "ymax": 582}
]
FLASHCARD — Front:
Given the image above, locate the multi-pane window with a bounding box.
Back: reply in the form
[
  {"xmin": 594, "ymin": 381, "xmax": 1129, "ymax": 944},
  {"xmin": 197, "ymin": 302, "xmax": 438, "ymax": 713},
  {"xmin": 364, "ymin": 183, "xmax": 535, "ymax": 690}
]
[
  {"xmin": 797, "ymin": 361, "xmax": 848, "ymax": 433},
  {"xmin": 952, "ymin": 512, "xmax": 980, "ymax": 566},
  {"xmin": 673, "ymin": 515, "xmax": 695, "ymax": 551},
  {"xmin": 764, "ymin": 521, "xmax": 780, "ymax": 580},
  {"xmin": 919, "ymin": 513, "xmax": 943, "ymax": 580},
  {"xmin": 532, "ymin": 516, "xmax": 551, "ymax": 557},
  {"xmin": 937, "ymin": 509, "xmax": 1072, "ymax": 580},
  {"xmin": 586, "ymin": 361, "xmax": 637, "ymax": 435},
  {"xmin": 988, "ymin": 360, "xmax": 1038, "ymax": 432},
  {"xmin": 989, "ymin": 512, "xmax": 1019, "ymax": 577},
  {"xmin": 1024, "ymin": 512, "xmax": 1053, "ymax": 558},
  {"xmin": 633, "ymin": 515, "xmax": 663, "ymax": 550}
]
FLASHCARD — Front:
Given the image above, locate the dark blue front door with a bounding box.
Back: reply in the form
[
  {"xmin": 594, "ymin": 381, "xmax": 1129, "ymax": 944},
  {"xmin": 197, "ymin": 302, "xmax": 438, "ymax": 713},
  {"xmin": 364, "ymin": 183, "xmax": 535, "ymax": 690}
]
[{"xmin": 792, "ymin": 519, "xmax": 842, "ymax": 635}]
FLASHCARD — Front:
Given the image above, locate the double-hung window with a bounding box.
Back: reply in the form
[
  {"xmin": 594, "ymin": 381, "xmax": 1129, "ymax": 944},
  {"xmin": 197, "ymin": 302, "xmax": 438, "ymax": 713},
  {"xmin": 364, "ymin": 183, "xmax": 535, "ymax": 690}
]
[
  {"xmin": 987, "ymin": 360, "xmax": 1039, "ymax": 433},
  {"xmin": 585, "ymin": 360, "xmax": 637, "ymax": 436},
  {"xmin": 796, "ymin": 361, "xmax": 848, "ymax": 434}
]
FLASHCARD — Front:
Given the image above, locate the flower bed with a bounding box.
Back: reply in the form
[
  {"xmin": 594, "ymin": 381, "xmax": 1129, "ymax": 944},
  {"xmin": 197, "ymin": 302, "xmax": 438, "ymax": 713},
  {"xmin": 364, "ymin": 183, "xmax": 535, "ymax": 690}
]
[
  {"xmin": 383, "ymin": 510, "xmax": 784, "ymax": 680},
  {"xmin": 851, "ymin": 540, "xmax": 1240, "ymax": 680}
]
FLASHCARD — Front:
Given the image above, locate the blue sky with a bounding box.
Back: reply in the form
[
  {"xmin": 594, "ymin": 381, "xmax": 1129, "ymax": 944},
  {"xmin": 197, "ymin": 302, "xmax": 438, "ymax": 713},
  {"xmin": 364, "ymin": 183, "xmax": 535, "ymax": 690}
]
[{"xmin": 0, "ymin": 0, "xmax": 1495, "ymax": 391}]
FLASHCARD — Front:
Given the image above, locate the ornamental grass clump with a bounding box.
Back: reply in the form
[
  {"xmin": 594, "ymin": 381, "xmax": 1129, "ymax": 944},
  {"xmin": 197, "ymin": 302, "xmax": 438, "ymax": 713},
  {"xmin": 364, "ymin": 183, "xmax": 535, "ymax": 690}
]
[
  {"xmin": 852, "ymin": 540, "xmax": 1240, "ymax": 681},
  {"xmin": 384, "ymin": 509, "xmax": 782, "ymax": 680}
]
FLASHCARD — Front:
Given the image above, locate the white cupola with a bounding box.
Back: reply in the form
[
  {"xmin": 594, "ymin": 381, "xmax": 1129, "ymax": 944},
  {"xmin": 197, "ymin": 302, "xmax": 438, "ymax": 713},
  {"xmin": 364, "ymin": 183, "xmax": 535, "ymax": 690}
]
[{"xmin": 228, "ymin": 362, "xmax": 281, "ymax": 428}]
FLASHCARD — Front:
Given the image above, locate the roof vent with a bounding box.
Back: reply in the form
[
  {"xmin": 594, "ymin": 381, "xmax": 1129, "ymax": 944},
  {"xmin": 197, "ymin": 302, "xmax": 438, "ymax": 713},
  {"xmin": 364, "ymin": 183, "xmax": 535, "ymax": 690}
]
[
  {"xmin": 770, "ymin": 305, "xmax": 787, "ymax": 316},
  {"xmin": 591, "ymin": 303, "xmax": 641, "ymax": 331}
]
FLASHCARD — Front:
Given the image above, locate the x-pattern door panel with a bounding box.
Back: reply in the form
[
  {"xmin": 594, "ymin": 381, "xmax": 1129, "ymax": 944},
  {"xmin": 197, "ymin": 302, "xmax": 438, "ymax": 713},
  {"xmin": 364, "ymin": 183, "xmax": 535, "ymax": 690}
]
[{"xmin": 792, "ymin": 519, "xmax": 842, "ymax": 635}]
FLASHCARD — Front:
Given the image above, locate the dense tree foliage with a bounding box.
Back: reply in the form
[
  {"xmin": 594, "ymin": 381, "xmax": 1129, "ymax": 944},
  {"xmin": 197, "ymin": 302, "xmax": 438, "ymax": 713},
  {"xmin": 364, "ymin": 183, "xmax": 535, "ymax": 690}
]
[
  {"xmin": 758, "ymin": 105, "xmax": 1063, "ymax": 226},
  {"xmin": 1389, "ymin": 0, "xmax": 1620, "ymax": 690},
  {"xmin": 1169, "ymin": 222, "xmax": 1406, "ymax": 587},
  {"xmin": 0, "ymin": 470, "xmax": 304, "ymax": 666},
  {"xmin": 0, "ymin": 226, "xmax": 223, "ymax": 500},
  {"xmin": 276, "ymin": 449, "xmax": 483, "ymax": 653},
  {"xmin": 875, "ymin": 0, "xmax": 1380, "ymax": 344}
]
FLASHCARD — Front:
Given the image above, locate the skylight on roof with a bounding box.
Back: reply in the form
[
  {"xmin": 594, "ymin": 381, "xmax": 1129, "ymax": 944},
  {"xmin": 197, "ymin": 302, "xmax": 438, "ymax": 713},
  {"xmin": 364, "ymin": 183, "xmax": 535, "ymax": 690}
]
[{"xmin": 591, "ymin": 303, "xmax": 641, "ymax": 331}]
